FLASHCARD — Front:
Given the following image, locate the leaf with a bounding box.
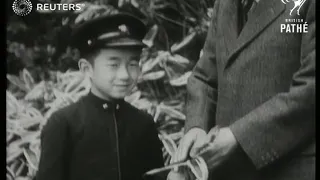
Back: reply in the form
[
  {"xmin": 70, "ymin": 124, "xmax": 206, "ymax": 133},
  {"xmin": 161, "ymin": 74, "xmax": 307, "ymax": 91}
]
[
  {"xmin": 199, "ymin": 49, "xmax": 203, "ymax": 59},
  {"xmin": 142, "ymin": 71, "xmax": 166, "ymax": 81},
  {"xmin": 157, "ymin": 51, "xmax": 171, "ymax": 68},
  {"xmin": 68, "ymin": 76, "xmax": 91, "ymax": 95},
  {"xmin": 158, "ymin": 104, "xmax": 186, "ymax": 120},
  {"xmin": 131, "ymin": 98, "xmax": 153, "ymax": 111},
  {"xmin": 159, "ymin": 133, "xmax": 177, "ymax": 156},
  {"xmin": 62, "ymin": 17, "xmax": 69, "ymax": 25},
  {"xmin": 118, "ymin": 0, "xmax": 125, "ymax": 7},
  {"xmin": 143, "ymin": 25, "xmax": 159, "ymax": 48},
  {"xmin": 24, "ymin": 81, "xmax": 45, "ymax": 101},
  {"xmin": 15, "ymin": 159, "xmax": 26, "ymax": 176},
  {"xmin": 167, "ymin": 54, "xmax": 190, "ymax": 65},
  {"xmin": 164, "ymin": 156, "xmax": 171, "ymax": 166},
  {"xmin": 15, "ymin": 177, "xmax": 31, "ymax": 180},
  {"xmin": 52, "ymin": 88, "xmax": 65, "ymax": 100},
  {"xmin": 6, "ymin": 149, "xmax": 23, "ymax": 164},
  {"xmin": 23, "ymin": 148, "xmax": 39, "ymax": 171},
  {"xmin": 171, "ymin": 31, "xmax": 197, "ymax": 53},
  {"xmin": 7, "ymin": 75, "xmax": 27, "ymax": 91},
  {"xmin": 71, "ymin": 86, "xmax": 90, "ymax": 100},
  {"xmin": 131, "ymin": 0, "xmax": 139, "ymax": 7},
  {"xmin": 17, "ymin": 117, "xmax": 42, "ymax": 130},
  {"xmin": 125, "ymin": 90, "xmax": 141, "ymax": 104},
  {"xmin": 141, "ymin": 57, "xmax": 163, "ymax": 73},
  {"xmin": 25, "ymin": 107, "xmax": 43, "ymax": 118},
  {"xmin": 159, "ymin": 120, "xmax": 181, "ymax": 130},
  {"xmin": 20, "ymin": 131, "xmax": 41, "ymax": 143},
  {"xmin": 162, "ymin": 99, "xmax": 183, "ymax": 107},
  {"xmin": 26, "ymin": 164, "xmax": 37, "ymax": 177},
  {"xmin": 7, "ymin": 133, "xmax": 14, "ymax": 143},
  {"xmin": 6, "ymin": 91, "xmax": 22, "ymax": 113},
  {"xmin": 153, "ymin": 106, "xmax": 161, "ymax": 123},
  {"xmin": 6, "ymin": 119, "xmax": 19, "ymax": 132},
  {"xmin": 168, "ymin": 132, "xmax": 184, "ymax": 141},
  {"xmin": 29, "ymin": 143, "xmax": 41, "ymax": 163},
  {"xmin": 74, "ymin": 12, "xmax": 85, "ymax": 23},
  {"xmin": 64, "ymin": 76, "xmax": 85, "ymax": 93},
  {"xmin": 169, "ymin": 71, "xmax": 192, "ymax": 86},
  {"xmin": 22, "ymin": 69, "xmax": 35, "ymax": 91},
  {"xmin": 7, "ymin": 166, "xmax": 15, "ymax": 179},
  {"xmin": 7, "ymin": 127, "xmax": 30, "ymax": 138},
  {"xmin": 144, "ymin": 161, "xmax": 189, "ymax": 176},
  {"xmin": 60, "ymin": 70, "xmax": 83, "ymax": 79},
  {"xmin": 44, "ymin": 94, "xmax": 74, "ymax": 118},
  {"xmin": 6, "ymin": 173, "xmax": 13, "ymax": 180}
]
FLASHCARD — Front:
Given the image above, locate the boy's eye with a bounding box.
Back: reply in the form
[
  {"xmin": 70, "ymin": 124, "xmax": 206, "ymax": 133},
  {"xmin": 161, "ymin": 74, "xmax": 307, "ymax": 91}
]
[
  {"xmin": 129, "ymin": 61, "xmax": 139, "ymax": 67},
  {"xmin": 107, "ymin": 63, "xmax": 119, "ymax": 67}
]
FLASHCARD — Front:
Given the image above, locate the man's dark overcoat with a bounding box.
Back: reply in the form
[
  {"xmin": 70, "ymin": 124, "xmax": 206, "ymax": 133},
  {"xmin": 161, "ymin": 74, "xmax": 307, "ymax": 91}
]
[{"xmin": 185, "ymin": 0, "xmax": 315, "ymax": 180}]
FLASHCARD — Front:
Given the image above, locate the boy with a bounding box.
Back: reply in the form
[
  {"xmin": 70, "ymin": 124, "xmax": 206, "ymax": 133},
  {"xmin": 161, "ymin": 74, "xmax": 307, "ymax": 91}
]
[{"xmin": 37, "ymin": 13, "xmax": 164, "ymax": 180}]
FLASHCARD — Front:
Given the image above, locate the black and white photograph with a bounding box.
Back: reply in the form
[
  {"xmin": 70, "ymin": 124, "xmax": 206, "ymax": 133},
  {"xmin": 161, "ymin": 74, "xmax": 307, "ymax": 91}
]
[{"xmin": 6, "ymin": 0, "xmax": 315, "ymax": 180}]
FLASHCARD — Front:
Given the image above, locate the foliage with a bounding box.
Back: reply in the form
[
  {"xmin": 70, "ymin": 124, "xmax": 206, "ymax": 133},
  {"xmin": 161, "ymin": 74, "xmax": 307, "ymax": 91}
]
[
  {"xmin": 7, "ymin": 0, "xmax": 214, "ymax": 179},
  {"xmin": 6, "ymin": 51, "xmax": 189, "ymax": 179}
]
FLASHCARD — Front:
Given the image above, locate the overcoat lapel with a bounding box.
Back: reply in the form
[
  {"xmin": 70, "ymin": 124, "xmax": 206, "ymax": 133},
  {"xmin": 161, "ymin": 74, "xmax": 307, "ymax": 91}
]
[
  {"xmin": 224, "ymin": 0, "xmax": 286, "ymax": 69},
  {"xmin": 220, "ymin": 0, "xmax": 241, "ymax": 54}
]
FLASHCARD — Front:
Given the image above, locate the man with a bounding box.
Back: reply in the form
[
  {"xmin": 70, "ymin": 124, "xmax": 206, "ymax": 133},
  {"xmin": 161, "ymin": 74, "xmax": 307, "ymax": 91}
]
[
  {"xmin": 36, "ymin": 13, "xmax": 164, "ymax": 180},
  {"xmin": 170, "ymin": 0, "xmax": 315, "ymax": 180}
]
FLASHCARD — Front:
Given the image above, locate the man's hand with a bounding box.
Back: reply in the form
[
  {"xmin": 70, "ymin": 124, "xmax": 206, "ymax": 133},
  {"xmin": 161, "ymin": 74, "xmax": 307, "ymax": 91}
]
[
  {"xmin": 166, "ymin": 168, "xmax": 195, "ymax": 180},
  {"xmin": 167, "ymin": 171, "xmax": 188, "ymax": 180},
  {"xmin": 196, "ymin": 127, "xmax": 239, "ymax": 171},
  {"xmin": 171, "ymin": 128, "xmax": 207, "ymax": 163}
]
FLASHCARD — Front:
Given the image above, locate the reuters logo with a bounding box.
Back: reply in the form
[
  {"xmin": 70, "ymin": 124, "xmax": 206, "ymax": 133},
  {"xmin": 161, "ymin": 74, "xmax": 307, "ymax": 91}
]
[{"xmin": 12, "ymin": 0, "xmax": 33, "ymax": 16}]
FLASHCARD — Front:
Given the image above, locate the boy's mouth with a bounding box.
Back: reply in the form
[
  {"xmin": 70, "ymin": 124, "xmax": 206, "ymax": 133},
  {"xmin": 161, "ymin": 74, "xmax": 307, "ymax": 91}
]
[{"xmin": 114, "ymin": 84, "xmax": 131, "ymax": 89}]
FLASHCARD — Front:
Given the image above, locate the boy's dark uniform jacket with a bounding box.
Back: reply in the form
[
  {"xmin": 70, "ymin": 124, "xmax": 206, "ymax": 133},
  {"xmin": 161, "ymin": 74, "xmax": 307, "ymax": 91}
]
[
  {"xmin": 185, "ymin": 0, "xmax": 315, "ymax": 180},
  {"xmin": 36, "ymin": 93, "xmax": 164, "ymax": 180}
]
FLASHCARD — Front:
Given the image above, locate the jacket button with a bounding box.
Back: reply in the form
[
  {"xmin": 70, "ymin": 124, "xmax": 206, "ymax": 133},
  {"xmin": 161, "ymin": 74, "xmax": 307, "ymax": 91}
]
[{"xmin": 103, "ymin": 103, "xmax": 108, "ymax": 109}]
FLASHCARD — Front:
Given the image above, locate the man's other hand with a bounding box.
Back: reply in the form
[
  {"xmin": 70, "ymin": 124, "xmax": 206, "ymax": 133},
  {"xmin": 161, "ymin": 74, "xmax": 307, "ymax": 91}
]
[
  {"xmin": 197, "ymin": 127, "xmax": 239, "ymax": 171},
  {"xmin": 172, "ymin": 128, "xmax": 207, "ymax": 163}
]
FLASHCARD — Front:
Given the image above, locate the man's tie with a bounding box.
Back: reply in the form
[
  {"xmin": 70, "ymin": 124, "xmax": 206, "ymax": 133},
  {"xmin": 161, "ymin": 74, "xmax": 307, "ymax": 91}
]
[
  {"xmin": 242, "ymin": 0, "xmax": 258, "ymax": 22},
  {"xmin": 239, "ymin": 0, "xmax": 258, "ymax": 34}
]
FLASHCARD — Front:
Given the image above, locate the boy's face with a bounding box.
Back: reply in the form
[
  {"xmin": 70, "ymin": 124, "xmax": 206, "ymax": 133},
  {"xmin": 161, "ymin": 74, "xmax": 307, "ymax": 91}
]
[{"xmin": 81, "ymin": 47, "xmax": 142, "ymax": 100}]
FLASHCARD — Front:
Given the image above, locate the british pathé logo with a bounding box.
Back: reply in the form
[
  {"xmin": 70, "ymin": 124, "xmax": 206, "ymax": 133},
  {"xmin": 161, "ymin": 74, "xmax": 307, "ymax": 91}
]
[
  {"xmin": 281, "ymin": 0, "xmax": 307, "ymax": 16},
  {"xmin": 280, "ymin": 0, "xmax": 308, "ymax": 33}
]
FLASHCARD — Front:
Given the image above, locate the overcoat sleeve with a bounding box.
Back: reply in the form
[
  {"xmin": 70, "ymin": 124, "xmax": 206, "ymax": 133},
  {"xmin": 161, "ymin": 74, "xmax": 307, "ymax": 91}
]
[
  {"xmin": 36, "ymin": 112, "xmax": 69, "ymax": 180},
  {"xmin": 229, "ymin": 0, "xmax": 315, "ymax": 170},
  {"xmin": 185, "ymin": 0, "xmax": 220, "ymax": 133}
]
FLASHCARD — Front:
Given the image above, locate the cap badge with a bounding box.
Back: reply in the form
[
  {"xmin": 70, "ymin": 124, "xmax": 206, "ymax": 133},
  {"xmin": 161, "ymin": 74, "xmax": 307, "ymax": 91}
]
[{"xmin": 118, "ymin": 24, "xmax": 129, "ymax": 34}]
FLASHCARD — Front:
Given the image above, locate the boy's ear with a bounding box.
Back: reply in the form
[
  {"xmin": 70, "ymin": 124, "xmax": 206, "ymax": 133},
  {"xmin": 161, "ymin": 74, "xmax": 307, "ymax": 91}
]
[{"xmin": 78, "ymin": 58, "xmax": 93, "ymax": 77}]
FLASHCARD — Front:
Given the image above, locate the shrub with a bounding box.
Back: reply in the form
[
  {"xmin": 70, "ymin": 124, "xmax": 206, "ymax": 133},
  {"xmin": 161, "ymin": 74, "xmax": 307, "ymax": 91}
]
[{"xmin": 7, "ymin": 0, "xmax": 213, "ymax": 179}]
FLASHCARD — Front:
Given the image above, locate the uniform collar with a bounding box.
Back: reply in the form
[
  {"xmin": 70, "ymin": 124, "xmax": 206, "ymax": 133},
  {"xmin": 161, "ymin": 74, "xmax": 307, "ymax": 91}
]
[{"xmin": 85, "ymin": 91, "xmax": 124, "ymax": 110}]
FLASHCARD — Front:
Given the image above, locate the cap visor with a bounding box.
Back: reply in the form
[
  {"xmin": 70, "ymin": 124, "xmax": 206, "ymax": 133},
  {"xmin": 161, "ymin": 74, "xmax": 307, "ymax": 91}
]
[{"xmin": 104, "ymin": 37, "xmax": 147, "ymax": 47}]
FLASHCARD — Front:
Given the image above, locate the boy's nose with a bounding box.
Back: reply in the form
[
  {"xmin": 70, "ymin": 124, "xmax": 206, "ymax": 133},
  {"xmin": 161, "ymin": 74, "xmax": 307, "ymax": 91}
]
[{"xmin": 118, "ymin": 65, "xmax": 130, "ymax": 80}]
